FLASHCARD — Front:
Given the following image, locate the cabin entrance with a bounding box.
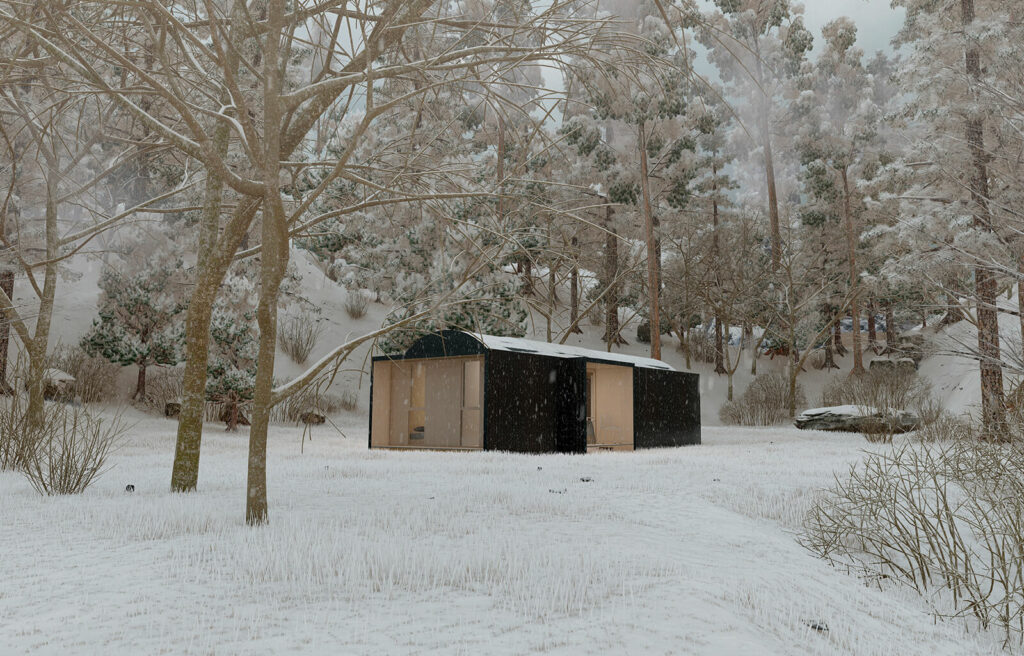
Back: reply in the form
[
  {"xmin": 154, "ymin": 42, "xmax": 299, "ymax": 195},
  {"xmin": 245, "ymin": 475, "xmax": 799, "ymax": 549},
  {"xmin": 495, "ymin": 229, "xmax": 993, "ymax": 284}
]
[
  {"xmin": 585, "ymin": 362, "xmax": 634, "ymax": 451},
  {"xmin": 370, "ymin": 356, "xmax": 484, "ymax": 450}
]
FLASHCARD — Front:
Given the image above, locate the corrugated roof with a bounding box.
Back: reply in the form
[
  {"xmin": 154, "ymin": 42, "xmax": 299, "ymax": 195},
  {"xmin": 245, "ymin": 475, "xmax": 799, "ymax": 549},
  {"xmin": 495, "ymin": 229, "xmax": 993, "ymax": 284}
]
[{"xmin": 468, "ymin": 333, "xmax": 675, "ymax": 371}]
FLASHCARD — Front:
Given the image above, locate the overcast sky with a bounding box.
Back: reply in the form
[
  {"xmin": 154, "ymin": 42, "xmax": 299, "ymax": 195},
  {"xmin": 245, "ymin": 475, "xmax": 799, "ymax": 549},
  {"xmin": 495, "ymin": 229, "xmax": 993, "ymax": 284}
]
[{"xmin": 797, "ymin": 0, "xmax": 905, "ymax": 56}]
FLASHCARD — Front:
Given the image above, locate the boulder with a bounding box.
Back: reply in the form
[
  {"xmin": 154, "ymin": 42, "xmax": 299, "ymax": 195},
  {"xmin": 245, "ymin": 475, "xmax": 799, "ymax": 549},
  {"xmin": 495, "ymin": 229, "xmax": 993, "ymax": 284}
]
[
  {"xmin": 869, "ymin": 357, "xmax": 918, "ymax": 372},
  {"xmin": 40, "ymin": 368, "xmax": 75, "ymax": 401},
  {"xmin": 794, "ymin": 405, "xmax": 920, "ymax": 434}
]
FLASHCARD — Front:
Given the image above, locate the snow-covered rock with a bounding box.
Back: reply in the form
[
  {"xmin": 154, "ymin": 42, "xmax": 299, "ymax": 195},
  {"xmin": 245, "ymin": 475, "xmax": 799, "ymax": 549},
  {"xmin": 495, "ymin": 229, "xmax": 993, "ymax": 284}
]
[{"xmin": 794, "ymin": 405, "xmax": 920, "ymax": 433}]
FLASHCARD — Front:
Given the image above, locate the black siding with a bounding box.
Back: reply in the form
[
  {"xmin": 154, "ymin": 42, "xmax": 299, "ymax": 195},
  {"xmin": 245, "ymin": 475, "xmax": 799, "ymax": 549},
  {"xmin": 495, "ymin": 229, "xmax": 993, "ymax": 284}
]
[
  {"xmin": 633, "ymin": 369, "xmax": 701, "ymax": 448},
  {"xmin": 555, "ymin": 358, "xmax": 587, "ymax": 454},
  {"xmin": 403, "ymin": 330, "xmax": 486, "ymax": 360},
  {"xmin": 484, "ymin": 351, "xmax": 563, "ymax": 453}
]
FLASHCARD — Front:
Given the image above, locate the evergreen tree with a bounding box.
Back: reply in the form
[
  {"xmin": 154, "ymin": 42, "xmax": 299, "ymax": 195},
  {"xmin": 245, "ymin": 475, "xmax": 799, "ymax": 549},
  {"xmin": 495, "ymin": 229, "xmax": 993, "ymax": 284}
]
[{"xmin": 81, "ymin": 236, "xmax": 187, "ymax": 401}]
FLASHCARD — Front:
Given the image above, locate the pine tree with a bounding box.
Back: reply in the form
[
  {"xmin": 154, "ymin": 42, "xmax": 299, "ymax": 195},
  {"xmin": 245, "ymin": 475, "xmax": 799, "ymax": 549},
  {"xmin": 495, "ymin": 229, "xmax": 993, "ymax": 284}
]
[{"xmin": 81, "ymin": 262, "xmax": 186, "ymax": 402}]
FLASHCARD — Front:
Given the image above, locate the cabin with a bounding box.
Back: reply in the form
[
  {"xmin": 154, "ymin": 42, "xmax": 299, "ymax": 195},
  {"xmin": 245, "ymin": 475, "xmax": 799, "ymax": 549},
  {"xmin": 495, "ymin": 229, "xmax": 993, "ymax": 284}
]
[{"xmin": 369, "ymin": 330, "xmax": 700, "ymax": 453}]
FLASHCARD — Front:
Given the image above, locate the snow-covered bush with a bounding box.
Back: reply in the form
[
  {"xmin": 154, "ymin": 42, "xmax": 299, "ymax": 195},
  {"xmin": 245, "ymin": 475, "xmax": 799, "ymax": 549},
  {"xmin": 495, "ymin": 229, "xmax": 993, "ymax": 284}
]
[
  {"xmin": 50, "ymin": 345, "xmax": 122, "ymax": 404},
  {"xmin": 820, "ymin": 367, "xmax": 934, "ymax": 419},
  {"xmin": 14, "ymin": 402, "xmax": 126, "ymax": 495},
  {"xmin": 802, "ymin": 437, "xmax": 1024, "ymax": 645},
  {"xmin": 278, "ymin": 314, "xmax": 323, "ymax": 365},
  {"xmin": 719, "ymin": 373, "xmax": 807, "ymax": 426},
  {"xmin": 79, "ymin": 236, "xmax": 188, "ymax": 401}
]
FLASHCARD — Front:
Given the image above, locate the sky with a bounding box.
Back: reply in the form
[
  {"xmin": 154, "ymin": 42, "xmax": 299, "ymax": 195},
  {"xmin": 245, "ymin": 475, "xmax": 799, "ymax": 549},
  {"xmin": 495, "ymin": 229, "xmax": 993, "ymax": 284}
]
[{"xmin": 797, "ymin": 0, "xmax": 905, "ymax": 56}]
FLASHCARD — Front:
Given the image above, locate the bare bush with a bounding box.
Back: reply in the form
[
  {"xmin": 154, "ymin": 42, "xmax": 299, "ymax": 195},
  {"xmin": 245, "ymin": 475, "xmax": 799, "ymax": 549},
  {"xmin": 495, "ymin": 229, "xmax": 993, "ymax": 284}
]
[
  {"xmin": 144, "ymin": 367, "xmax": 185, "ymax": 413},
  {"xmin": 279, "ymin": 314, "xmax": 323, "ymax": 365},
  {"xmin": 821, "ymin": 367, "xmax": 934, "ymax": 418},
  {"xmin": 0, "ymin": 393, "xmax": 33, "ymax": 471},
  {"xmin": 801, "ymin": 433, "xmax": 1024, "ymax": 646},
  {"xmin": 343, "ymin": 291, "xmax": 369, "ymax": 320},
  {"xmin": 51, "ymin": 345, "xmax": 122, "ymax": 404},
  {"xmin": 681, "ymin": 329, "xmax": 717, "ymax": 364},
  {"xmin": 719, "ymin": 373, "xmax": 807, "ymax": 426},
  {"xmin": 268, "ymin": 379, "xmax": 347, "ymax": 424},
  {"xmin": 19, "ymin": 404, "xmax": 127, "ymax": 495}
]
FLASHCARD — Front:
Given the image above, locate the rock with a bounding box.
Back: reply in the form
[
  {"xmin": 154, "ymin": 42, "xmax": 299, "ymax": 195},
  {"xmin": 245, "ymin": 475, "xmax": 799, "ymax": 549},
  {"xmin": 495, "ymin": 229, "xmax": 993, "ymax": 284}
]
[
  {"xmin": 636, "ymin": 321, "xmax": 651, "ymax": 344},
  {"xmin": 39, "ymin": 368, "xmax": 75, "ymax": 401},
  {"xmin": 164, "ymin": 402, "xmax": 181, "ymax": 418},
  {"xmin": 869, "ymin": 357, "xmax": 917, "ymax": 372},
  {"xmin": 794, "ymin": 405, "xmax": 920, "ymax": 434},
  {"xmin": 300, "ymin": 412, "xmax": 326, "ymax": 425}
]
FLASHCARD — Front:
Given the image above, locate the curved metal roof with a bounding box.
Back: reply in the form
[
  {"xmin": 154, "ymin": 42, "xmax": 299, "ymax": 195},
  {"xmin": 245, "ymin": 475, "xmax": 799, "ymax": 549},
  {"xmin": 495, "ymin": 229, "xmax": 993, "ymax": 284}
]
[{"xmin": 401, "ymin": 330, "xmax": 675, "ymax": 371}]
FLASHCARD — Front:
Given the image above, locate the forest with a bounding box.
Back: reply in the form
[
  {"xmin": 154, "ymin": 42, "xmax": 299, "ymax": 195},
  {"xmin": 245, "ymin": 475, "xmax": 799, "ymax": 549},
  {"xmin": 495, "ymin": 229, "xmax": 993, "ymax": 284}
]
[{"xmin": 1, "ymin": 1, "xmax": 1023, "ymax": 653}]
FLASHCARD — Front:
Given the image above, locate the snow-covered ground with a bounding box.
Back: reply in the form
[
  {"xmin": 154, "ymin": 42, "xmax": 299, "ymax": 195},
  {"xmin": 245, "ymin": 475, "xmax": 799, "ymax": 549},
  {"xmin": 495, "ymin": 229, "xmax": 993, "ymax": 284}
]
[{"xmin": 0, "ymin": 417, "xmax": 1003, "ymax": 655}]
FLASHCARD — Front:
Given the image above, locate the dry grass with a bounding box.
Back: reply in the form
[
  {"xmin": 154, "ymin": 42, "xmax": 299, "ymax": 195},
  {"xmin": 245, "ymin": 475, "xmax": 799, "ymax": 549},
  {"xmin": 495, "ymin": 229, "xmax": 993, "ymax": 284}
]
[{"xmin": 802, "ymin": 430, "xmax": 1024, "ymax": 647}]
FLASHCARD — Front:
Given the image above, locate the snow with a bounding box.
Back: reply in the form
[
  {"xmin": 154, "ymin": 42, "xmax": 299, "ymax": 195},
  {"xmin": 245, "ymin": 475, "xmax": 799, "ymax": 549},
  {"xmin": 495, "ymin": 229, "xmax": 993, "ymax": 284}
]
[
  {"xmin": 0, "ymin": 416, "xmax": 1003, "ymax": 655},
  {"xmin": 475, "ymin": 333, "xmax": 675, "ymax": 371},
  {"xmin": 798, "ymin": 405, "xmax": 877, "ymax": 418}
]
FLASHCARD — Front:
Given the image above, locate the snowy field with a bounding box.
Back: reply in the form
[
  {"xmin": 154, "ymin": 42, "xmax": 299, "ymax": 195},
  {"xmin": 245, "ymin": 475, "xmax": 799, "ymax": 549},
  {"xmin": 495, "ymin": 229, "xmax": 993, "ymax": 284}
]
[{"xmin": 0, "ymin": 417, "xmax": 1003, "ymax": 655}]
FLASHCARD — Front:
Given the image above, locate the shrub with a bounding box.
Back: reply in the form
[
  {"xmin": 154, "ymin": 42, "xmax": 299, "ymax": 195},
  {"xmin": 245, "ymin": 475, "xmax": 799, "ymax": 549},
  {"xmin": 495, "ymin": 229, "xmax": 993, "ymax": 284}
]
[
  {"xmin": 821, "ymin": 367, "xmax": 933, "ymax": 417},
  {"xmin": 51, "ymin": 345, "xmax": 122, "ymax": 404},
  {"xmin": 13, "ymin": 402, "xmax": 127, "ymax": 494},
  {"xmin": 0, "ymin": 394, "xmax": 33, "ymax": 471},
  {"xmin": 143, "ymin": 366, "xmax": 185, "ymax": 413},
  {"xmin": 278, "ymin": 314, "xmax": 323, "ymax": 365},
  {"xmin": 801, "ymin": 434, "xmax": 1024, "ymax": 645},
  {"xmin": 343, "ymin": 291, "xmax": 369, "ymax": 320},
  {"xmin": 719, "ymin": 373, "xmax": 806, "ymax": 426},
  {"xmin": 269, "ymin": 381, "xmax": 347, "ymax": 424},
  {"xmin": 680, "ymin": 329, "xmax": 716, "ymax": 364}
]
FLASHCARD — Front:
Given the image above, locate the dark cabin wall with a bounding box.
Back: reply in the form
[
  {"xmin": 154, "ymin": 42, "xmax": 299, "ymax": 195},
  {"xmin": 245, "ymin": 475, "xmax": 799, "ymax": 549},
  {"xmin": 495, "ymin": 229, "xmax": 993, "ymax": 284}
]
[
  {"xmin": 485, "ymin": 351, "xmax": 583, "ymax": 453},
  {"xmin": 633, "ymin": 369, "xmax": 701, "ymax": 448}
]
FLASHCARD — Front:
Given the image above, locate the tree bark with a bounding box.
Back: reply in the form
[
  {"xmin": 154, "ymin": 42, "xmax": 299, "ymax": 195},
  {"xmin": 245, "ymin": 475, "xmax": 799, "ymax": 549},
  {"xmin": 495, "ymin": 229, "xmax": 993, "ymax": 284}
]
[
  {"xmin": 0, "ymin": 270, "xmax": 12, "ymax": 394},
  {"xmin": 867, "ymin": 300, "xmax": 877, "ymax": 350},
  {"xmin": 714, "ymin": 316, "xmax": 726, "ymax": 374},
  {"xmin": 962, "ymin": 0, "xmax": 1006, "ymax": 436},
  {"xmin": 603, "ymin": 204, "xmax": 623, "ymax": 348},
  {"xmin": 26, "ymin": 153, "xmax": 61, "ymax": 427},
  {"xmin": 569, "ymin": 237, "xmax": 582, "ymax": 334},
  {"xmin": 885, "ymin": 304, "xmax": 896, "ymax": 353},
  {"xmin": 638, "ymin": 123, "xmax": 661, "ymax": 360},
  {"xmin": 755, "ymin": 56, "xmax": 781, "ymax": 270},
  {"xmin": 134, "ymin": 363, "xmax": 147, "ymax": 401},
  {"xmin": 247, "ymin": 0, "xmax": 289, "ymax": 526},
  {"xmin": 841, "ymin": 167, "xmax": 864, "ymax": 375}
]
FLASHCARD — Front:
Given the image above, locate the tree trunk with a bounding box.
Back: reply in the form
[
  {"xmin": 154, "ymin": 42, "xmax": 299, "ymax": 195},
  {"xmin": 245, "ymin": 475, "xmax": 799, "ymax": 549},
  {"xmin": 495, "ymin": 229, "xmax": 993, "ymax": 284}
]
[
  {"xmin": 841, "ymin": 168, "xmax": 864, "ymax": 375},
  {"xmin": 569, "ymin": 240, "xmax": 582, "ymax": 334},
  {"xmin": 134, "ymin": 363, "xmax": 147, "ymax": 401},
  {"xmin": 867, "ymin": 300, "xmax": 877, "ymax": 350},
  {"xmin": 714, "ymin": 316, "xmax": 726, "ymax": 375},
  {"xmin": 602, "ymin": 204, "xmax": 623, "ymax": 348},
  {"xmin": 1019, "ymin": 257, "xmax": 1024, "ymax": 361},
  {"xmin": 833, "ymin": 320, "xmax": 847, "ymax": 357},
  {"xmin": 885, "ymin": 304, "xmax": 897, "ymax": 353},
  {"xmin": 26, "ymin": 153, "xmax": 61, "ymax": 427},
  {"xmin": 962, "ymin": 0, "xmax": 1006, "ymax": 437},
  {"xmin": 638, "ymin": 123, "xmax": 661, "ymax": 361},
  {"xmin": 0, "ymin": 270, "xmax": 12, "ymax": 394},
  {"xmin": 246, "ymin": 0, "xmax": 290, "ymax": 525},
  {"xmin": 756, "ymin": 57, "xmax": 781, "ymax": 270}
]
